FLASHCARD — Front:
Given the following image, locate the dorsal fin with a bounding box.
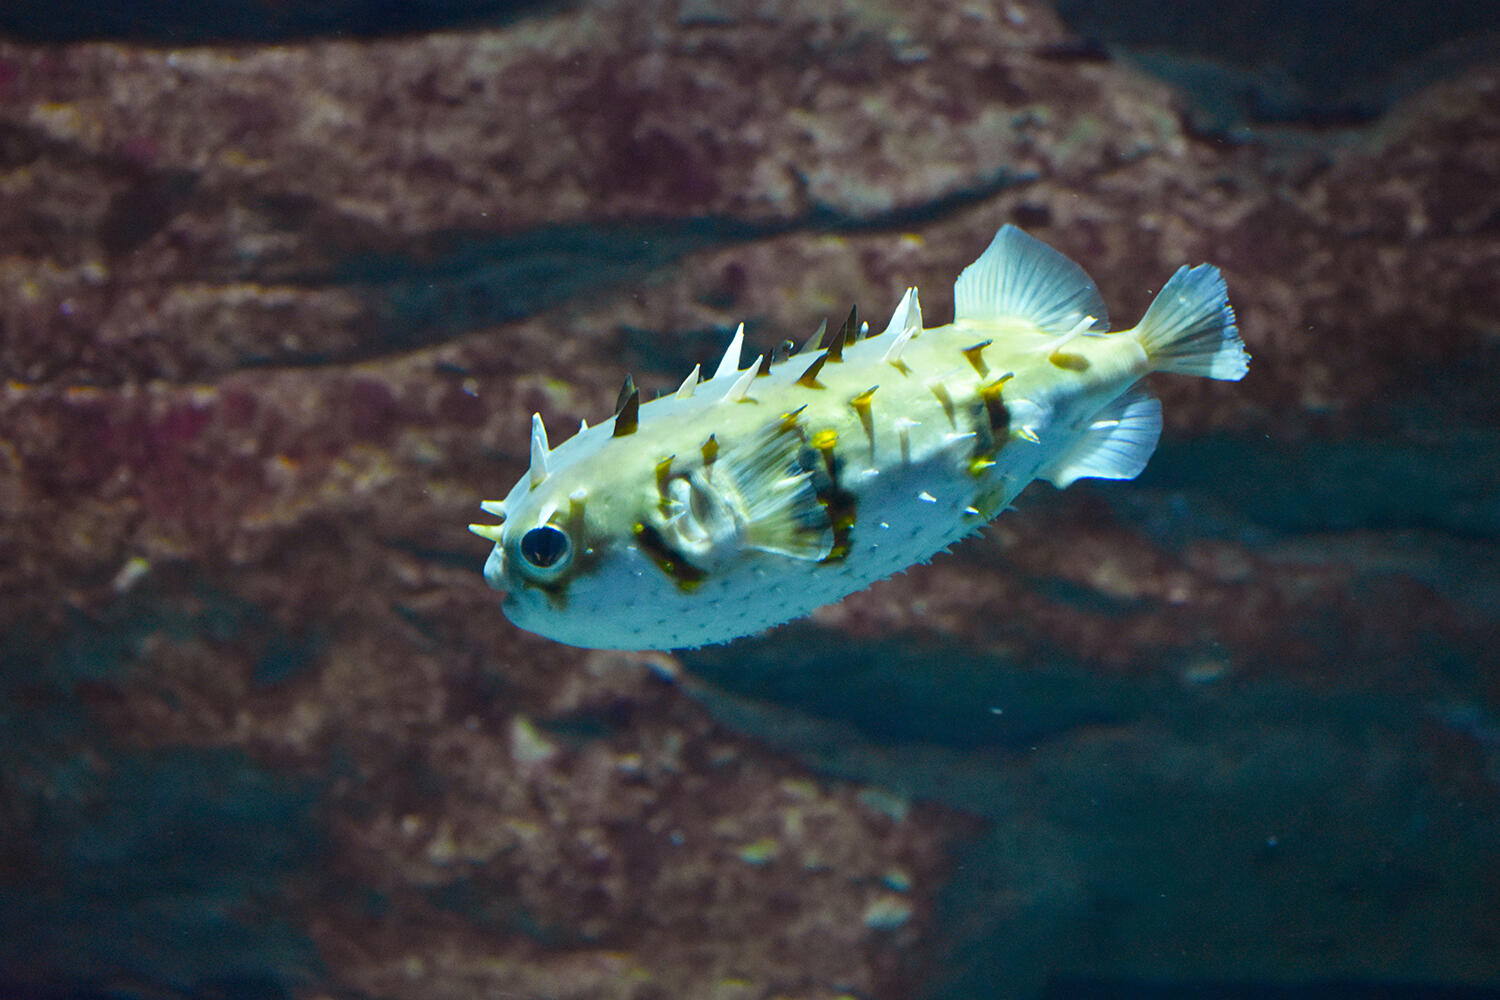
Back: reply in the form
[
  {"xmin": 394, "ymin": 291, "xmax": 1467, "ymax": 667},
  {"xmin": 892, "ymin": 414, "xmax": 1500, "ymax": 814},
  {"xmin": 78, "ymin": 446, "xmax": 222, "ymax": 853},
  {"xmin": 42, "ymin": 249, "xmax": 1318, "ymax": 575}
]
[{"xmin": 953, "ymin": 225, "xmax": 1109, "ymax": 335}]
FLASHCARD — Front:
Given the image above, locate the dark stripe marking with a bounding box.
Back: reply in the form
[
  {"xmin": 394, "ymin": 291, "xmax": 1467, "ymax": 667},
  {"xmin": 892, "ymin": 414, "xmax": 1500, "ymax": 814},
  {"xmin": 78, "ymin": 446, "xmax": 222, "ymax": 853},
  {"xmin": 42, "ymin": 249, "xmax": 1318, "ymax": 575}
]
[
  {"xmin": 978, "ymin": 374, "xmax": 1013, "ymax": 438},
  {"xmin": 806, "ymin": 428, "xmax": 856, "ymax": 562},
  {"xmin": 633, "ymin": 521, "xmax": 706, "ymax": 591}
]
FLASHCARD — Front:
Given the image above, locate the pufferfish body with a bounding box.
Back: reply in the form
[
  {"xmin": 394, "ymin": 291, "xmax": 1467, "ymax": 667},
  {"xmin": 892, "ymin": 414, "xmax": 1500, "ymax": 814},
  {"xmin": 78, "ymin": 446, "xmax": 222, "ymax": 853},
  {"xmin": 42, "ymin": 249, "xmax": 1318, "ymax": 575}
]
[{"xmin": 470, "ymin": 225, "xmax": 1249, "ymax": 650}]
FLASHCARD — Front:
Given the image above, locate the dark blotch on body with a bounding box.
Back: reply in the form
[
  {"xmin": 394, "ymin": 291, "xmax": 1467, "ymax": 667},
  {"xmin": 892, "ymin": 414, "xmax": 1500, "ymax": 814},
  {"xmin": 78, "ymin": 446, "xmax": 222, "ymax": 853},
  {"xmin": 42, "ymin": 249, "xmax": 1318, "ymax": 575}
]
[
  {"xmin": 634, "ymin": 521, "xmax": 706, "ymax": 591},
  {"xmin": 804, "ymin": 431, "xmax": 856, "ymax": 563}
]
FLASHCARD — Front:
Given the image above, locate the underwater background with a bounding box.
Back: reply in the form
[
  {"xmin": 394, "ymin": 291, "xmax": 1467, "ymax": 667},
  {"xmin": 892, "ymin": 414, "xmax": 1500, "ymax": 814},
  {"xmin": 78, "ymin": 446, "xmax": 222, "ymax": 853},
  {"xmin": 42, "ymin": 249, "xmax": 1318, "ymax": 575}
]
[{"xmin": 2, "ymin": 0, "xmax": 1499, "ymax": 997}]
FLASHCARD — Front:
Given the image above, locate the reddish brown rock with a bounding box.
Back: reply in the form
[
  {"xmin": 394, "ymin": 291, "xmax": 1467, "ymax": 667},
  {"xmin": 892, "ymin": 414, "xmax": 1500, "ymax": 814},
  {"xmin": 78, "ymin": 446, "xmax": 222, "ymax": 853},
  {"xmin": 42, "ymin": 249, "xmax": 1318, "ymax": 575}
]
[{"xmin": 2, "ymin": 0, "xmax": 1499, "ymax": 997}]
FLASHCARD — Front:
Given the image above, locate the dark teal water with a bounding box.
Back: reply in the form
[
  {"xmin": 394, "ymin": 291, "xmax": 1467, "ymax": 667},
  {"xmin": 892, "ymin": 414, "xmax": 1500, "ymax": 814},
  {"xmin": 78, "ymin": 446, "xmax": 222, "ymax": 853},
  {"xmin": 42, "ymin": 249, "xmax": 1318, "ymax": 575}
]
[{"xmin": 2, "ymin": 2, "xmax": 1498, "ymax": 998}]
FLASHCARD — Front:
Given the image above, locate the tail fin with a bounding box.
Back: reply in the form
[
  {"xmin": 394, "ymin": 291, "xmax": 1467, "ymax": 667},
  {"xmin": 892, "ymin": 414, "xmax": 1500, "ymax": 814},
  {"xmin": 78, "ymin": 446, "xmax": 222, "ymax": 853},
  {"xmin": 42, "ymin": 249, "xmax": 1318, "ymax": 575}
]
[{"xmin": 1134, "ymin": 264, "xmax": 1249, "ymax": 380}]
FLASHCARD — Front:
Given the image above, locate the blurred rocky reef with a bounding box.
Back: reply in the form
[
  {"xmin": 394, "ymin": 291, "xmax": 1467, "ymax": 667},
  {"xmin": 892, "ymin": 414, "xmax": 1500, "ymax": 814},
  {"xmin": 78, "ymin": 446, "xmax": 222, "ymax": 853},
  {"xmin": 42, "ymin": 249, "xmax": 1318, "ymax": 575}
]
[{"xmin": 1, "ymin": 0, "xmax": 1498, "ymax": 998}]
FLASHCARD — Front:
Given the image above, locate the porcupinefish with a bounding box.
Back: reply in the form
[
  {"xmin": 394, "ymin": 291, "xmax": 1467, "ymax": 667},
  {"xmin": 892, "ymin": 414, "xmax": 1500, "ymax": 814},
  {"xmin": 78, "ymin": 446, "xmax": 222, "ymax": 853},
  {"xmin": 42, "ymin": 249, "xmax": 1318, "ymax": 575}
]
[{"xmin": 469, "ymin": 225, "xmax": 1248, "ymax": 650}]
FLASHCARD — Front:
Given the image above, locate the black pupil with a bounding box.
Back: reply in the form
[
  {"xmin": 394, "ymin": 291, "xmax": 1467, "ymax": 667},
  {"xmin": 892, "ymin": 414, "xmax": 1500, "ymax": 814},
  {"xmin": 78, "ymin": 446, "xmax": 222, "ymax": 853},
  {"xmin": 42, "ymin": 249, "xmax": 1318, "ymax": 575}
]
[{"xmin": 520, "ymin": 526, "xmax": 569, "ymax": 568}]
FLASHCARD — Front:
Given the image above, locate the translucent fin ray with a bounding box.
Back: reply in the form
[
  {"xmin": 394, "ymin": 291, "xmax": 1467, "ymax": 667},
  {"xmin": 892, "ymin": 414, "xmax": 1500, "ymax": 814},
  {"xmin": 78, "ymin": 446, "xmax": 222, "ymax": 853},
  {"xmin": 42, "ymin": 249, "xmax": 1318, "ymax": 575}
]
[
  {"xmin": 1040, "ymin": 388, "xmax": 1162, "ymax": 488},
  {"xmin": 953, "ymin": 225, "xmax": 1109, "ymax": 335},
  {"xmin": 1134, "ymin": 264, "xmax": 1249, "ymax": 381},
  {"xmin": 716, "ymin": 421, "xmax": 833, "ymax": 560}
]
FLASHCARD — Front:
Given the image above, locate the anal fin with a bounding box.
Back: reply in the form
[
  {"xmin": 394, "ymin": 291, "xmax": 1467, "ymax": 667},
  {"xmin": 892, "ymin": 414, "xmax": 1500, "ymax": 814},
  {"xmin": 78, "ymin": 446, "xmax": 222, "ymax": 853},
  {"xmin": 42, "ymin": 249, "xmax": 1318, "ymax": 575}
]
[{"xmin": 1040, "ymin": 388, "xmax": 1162, "ymax": 488}]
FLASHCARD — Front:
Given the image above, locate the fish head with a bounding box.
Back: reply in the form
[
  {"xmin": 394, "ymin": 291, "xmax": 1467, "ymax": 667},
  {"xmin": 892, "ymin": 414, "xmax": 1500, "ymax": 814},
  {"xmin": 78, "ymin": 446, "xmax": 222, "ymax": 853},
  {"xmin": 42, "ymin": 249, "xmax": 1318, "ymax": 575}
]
[{"xmin": 473, "ymin": 414, "xmax": 767, "ymax": 650}]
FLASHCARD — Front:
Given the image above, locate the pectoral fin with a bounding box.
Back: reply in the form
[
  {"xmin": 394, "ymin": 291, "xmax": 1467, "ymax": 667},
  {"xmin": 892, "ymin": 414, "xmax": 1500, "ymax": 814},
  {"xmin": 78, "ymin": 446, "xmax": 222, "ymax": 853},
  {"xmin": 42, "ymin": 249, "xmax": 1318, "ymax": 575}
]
[
  {"xmin": 664, "ymin": 421, "xmax": 833, "ymax": 564},
  {"xmin": 721, "ymin": 422, "xmax": 834, "ymax": 560}
]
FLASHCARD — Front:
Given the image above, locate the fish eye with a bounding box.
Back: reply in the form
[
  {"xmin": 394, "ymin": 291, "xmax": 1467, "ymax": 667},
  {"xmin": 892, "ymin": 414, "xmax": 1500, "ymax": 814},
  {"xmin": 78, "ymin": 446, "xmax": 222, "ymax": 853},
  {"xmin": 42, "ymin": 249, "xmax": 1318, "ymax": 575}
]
[{"xmin": 516, "ymin": 524, "xmax": 572, "ymax": 579}]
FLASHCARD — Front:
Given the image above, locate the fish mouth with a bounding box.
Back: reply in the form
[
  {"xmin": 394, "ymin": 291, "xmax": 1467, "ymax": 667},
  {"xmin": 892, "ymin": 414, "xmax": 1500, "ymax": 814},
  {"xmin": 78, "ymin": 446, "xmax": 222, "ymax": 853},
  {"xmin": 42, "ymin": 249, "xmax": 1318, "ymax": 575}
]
[{"xmin": 482, "ymin": 546, "xmax": 508, "ymax": 594}]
